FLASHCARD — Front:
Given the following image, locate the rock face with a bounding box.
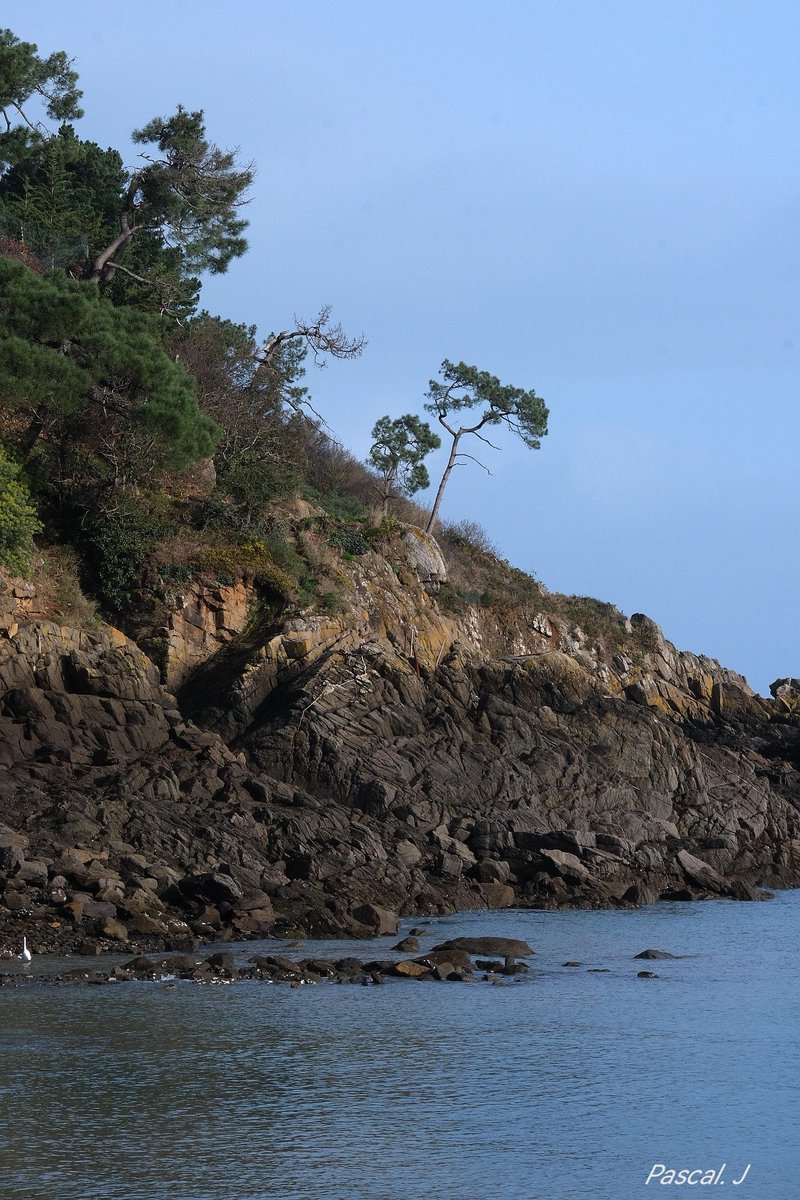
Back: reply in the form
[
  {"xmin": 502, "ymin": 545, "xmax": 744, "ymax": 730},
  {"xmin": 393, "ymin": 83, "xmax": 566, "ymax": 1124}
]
[
  {"xmin": 0, "ymin": 541, "xmax": 799, "ymax": 955},
  {"xmin": 400, "ymin": 526, "xmax": 447, "ymax": 592}
]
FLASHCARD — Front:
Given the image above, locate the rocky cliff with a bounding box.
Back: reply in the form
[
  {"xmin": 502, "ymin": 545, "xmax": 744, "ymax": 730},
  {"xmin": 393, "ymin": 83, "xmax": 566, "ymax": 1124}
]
[{"xmin": 1, "ymin": 525, "xmax": 799, "ymax": 956}]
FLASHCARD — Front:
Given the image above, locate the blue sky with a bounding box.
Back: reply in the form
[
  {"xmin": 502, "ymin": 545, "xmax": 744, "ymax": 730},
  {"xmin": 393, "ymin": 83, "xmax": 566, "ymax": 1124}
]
[{"xmin": 5, "ymin": 1, "xmax": 799, "ymax": 693}]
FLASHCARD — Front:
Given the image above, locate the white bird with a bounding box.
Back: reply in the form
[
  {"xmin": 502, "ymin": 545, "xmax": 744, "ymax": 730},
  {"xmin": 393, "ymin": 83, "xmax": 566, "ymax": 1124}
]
[{"xmin": 20, "ymin": 937, "xmax": 31, "ymax": 963}]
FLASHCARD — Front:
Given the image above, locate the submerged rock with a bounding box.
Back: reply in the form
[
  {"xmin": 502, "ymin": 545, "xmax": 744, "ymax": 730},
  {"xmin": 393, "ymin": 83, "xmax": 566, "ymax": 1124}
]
[{"xmin": 432, "ymin": 937, "xmax": 534, "ymax": 958}]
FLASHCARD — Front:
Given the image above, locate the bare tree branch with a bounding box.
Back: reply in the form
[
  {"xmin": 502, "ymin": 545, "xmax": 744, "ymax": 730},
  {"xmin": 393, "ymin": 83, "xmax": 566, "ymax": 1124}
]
[
  {"xmin": 454, "ymin": 452, "xmax": 492, "ymax": 474},
  {"xmin": 256, "ymin": 305, "xmax": 366, "ymax": 368}
]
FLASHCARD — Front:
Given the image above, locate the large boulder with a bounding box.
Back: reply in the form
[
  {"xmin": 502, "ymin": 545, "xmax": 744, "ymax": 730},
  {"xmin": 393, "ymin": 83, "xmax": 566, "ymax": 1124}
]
[
  {"xmin": 400, "ymin": 526, "xmax": 447, "ymax": 592},
  {"xmin": 433, "ymin": 936, "xmax": 534, "ymax": 958},
  {"xmin": 350, "ymin": 903, "xmax": 399, "ymax": 936}
]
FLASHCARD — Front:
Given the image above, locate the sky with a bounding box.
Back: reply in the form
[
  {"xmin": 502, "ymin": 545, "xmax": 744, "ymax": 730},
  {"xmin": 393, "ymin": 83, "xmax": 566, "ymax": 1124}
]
[{"xmin": 5, "ymin": 1, "xmax": 799, "ymax": 693}]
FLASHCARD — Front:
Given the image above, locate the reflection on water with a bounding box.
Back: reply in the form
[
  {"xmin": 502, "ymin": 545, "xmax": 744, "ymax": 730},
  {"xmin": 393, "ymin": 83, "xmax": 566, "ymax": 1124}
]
[{"xmin": 1, "ymin": 894, "xmax": 799, "ymax": 1199}]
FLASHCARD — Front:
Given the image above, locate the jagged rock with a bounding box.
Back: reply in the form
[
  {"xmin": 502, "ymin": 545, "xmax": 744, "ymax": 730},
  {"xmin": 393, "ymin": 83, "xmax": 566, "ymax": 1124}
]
[
  {"xmin": 539, "ymin": 849, "xmax": 592, "ymax": 883},
  {"xmin": 0, "ymin": 550, "xmax": 798, "ymax": 959},
  {"xmin": 16, "ymin": 861, "xmax": 48, "ymax": 886},
  {"xmin": 771, "ymin": 678, "xmax": 800, "ymax": 710},
  {"xmin": 676, "ymin": 850, "xmax": 727, "ymax": 894}
]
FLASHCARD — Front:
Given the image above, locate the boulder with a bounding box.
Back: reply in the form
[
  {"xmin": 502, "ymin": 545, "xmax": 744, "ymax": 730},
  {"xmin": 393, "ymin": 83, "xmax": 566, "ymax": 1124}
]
[
  {"xmin": 414, "ymin": 948, "xmax": 473, "ymax": 971},
  {"xmin": 477, "ymin": 883, "xmax": 516, "ymax": 909},
  {"xmin": 676, "ymin": 850, "xmax": 726, "ymax": 893},
  {"xmin": 392, "ymin": 959, "xmax": 431, "ymax": 979},
  {"xmin": 393, "ymin": 935, "xmax": 420, "ymax": 952},
  {"xmin": 539, "ymin": 849, "xmax": 591, "ymax": 883},
  {"xmin": 100, "ymin": 918, "xmax": 129, "ymax": 941},
  {"xmin": 179, "ymin": 872, "xmax": 243, "ymax": 904},
  {"xmin": 15, "ymin": 860, "xmax": 48, "ymax": 887},
  {"xmin": 350, "ymin": 903, "xmax": 399, "ymax": 936},
  {"xmin": 400, "ymin": 526, "xmax": 447, "ymax": 592},
  {"xmin": 433, "ymin": 936, "xmax": 534, "ymax": 958}
]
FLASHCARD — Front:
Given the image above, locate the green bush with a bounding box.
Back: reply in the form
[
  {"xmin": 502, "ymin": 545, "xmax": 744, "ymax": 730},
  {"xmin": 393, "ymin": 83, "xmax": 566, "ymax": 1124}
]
[
  {"xmin": 83, "ymin": 503, "xmax": 163, "ymax": 612},
  {"xmin": 329, "ymin": 528, "xmax": 370, "ymax": 556},
  {"xmin": 0, "ymin": 446, "xmax": 41, "ymax": 575}
]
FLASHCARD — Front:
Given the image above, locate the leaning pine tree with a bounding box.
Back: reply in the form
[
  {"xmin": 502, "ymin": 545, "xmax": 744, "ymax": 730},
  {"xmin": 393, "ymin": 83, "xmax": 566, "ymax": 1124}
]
[{"xmin": 423, "ymin": 360, "xmax": 549, "ymax": 533}]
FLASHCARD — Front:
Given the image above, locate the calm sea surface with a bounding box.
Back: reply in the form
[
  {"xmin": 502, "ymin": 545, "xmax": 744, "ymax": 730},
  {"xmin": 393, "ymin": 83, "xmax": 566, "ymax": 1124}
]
[{"xmin": 1, "ymin": 891, "xmax": 799, "ymax": 1200}]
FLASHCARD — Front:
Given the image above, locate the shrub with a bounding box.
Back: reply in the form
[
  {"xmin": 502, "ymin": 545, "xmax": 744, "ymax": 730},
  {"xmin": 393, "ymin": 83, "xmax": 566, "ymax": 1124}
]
[
  {"xmin": 439, "ymin": 518, "xmax": 498, "ymax": 556},
  {"xmin": 83, "ymin": 502, "xmax": 163, "ymax": 612},
  {"xmin": 0, "ymin": 446, "xmax": 41, "ymax": 575},
  {"xmin": 195, "ymin": 538, "xmax": 298, "ymax": 597},
  {"xmin": 328, "ymin": 528, "xmax": 370, "ymax": 556}
]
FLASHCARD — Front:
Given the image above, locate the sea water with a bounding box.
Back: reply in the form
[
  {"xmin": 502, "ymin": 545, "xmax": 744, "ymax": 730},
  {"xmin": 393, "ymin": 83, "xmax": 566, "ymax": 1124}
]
[{"xmin": 1, "ymin": 891, "xmax": 798, "ymax": 1200}]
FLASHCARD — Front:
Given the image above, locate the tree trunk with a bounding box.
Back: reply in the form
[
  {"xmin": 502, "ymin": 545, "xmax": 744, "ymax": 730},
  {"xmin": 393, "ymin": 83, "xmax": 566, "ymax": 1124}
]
[
  {"xmin": 90, "ymin": 226, "xmax": 135, "ymax": 281},
  {"xmin": 425, "ymin": 431, "xmax": 461, "ymax": 533},
  {"xmin": 20, "ymin": 403, "xmax": 48, "ymax": 458}
]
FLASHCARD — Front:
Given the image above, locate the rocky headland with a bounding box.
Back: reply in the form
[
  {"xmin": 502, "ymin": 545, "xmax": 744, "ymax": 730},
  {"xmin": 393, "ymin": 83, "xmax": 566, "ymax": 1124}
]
[{"xmin": 1, "ymin": 520, "xmax": 799, "ymax": 959}]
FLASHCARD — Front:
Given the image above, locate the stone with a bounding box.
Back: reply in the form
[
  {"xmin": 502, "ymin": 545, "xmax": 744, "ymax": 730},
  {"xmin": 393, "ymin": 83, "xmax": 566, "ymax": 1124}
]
[
  {"xmin": 395, "ymin": 840, "xmax": 422, "ymax": 867},
  {"xmin": 207, "ymin": 952, "xmax": 236, "ymax": 975},
  {"xmin": 100, "ymin": 918, "xmax": 129, "ymax": 941},
  {"xmin": 179, "ymin": 872, "xmax": 243, "ymax": 904},
  {"xmin": 350, "ymin": 903, "xmax": 399, "ymax": 935},
  {"xmin": 676, "ymin": 850, "xmax": 726, "ymax": 893},
  {"xmin": 477, "ymin": 883, "xmax": 515, "ymax": 909},
  {"xmin": 634, "ymin": 949, "xmax": 679, "ymax": 960},
  {"xmin": 392, "ymin": 959, "xmax": 431, "ymax": 979},
  {"xmin": 399, "ymin": 526, "xmax": 447, "ymax": 592},
  {"xmin": 414, "ymin": 948, "xmax": 473, "ymax": 971},
  {"xmin": 433, "ymin": 937, "xmax": 534, "ymax": 958},
  {"xmin": 132, "ymin": 913, "xmax": 169, "ymax": 936},
  {"xmin": 393, "ymin": 936, "xmax": 420, "ymax": 952},
  {"xmin": 539, "ymin": 849, "xmax": 591, "ymax": 883},
  {"xmin": 470, "ymin": 859, "xmax": 511, "ymax": 884}
]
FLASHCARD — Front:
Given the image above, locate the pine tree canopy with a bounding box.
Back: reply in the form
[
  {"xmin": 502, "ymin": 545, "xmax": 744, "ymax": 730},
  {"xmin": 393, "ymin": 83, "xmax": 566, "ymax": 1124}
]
[{"xmin": 0, "ymin": 256, "xmax": 219, "ymax": 477}]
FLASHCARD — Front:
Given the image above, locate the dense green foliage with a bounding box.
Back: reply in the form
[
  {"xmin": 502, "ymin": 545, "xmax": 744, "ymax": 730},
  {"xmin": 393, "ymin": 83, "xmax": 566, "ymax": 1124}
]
[
  {"xmin": 0, "ymin": 443, "xmax": 41, "ymax": 574},
  {"xmin": 0, "ymin": 256, "xmax": 219, "ymax": 478},
  {"xmin": 0, "ymin": 29, "xmax": 251, "ymax": 314},
  {"xmin": 0, "ymin": 27, "xmax": 83, "ymax": 167},
  {"xmin": 0, "ymin": 26, "xmax": 364, "ymax": 611},
  {"xmin": 167, "ymin": 312, "xmax": 307, "ymax": 526},
  {"xmin": 125, "ymin": 107, "xmax": 253, "ymax": 279},
  {"xmin": 0, "ymin": 124, "xmax": 123, "ymax": 266},
  {"xmin": 368, "ymin": 414, "xmax": 440, "ymax": 513},
  {"xmin": 82, "ymin": 502, "xmax": 163, "ymax": 612}
]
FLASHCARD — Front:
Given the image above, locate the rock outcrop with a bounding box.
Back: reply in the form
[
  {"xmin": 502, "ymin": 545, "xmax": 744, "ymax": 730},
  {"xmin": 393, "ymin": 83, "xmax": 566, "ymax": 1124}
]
[{"xmin": 0, "ymin": 532, "xmax": 799, "ymax": 956}]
